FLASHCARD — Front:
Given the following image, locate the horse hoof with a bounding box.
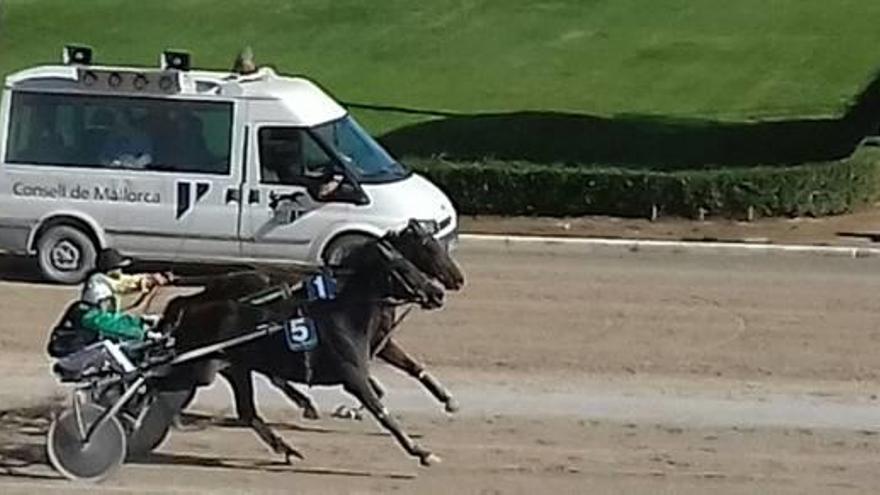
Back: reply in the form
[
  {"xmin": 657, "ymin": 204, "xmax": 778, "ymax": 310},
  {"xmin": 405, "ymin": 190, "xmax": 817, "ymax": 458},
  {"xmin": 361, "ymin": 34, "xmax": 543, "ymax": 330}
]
[
  {"xmin": 332, "ymin": 405, "xmax": 363, "ymax": 421},
  {"xmin": 303, "ymin": 407, "xmax": 320, "ymax": 421},
  {"xmin": 419, "ymin": 453, "xmax": 442, "ymax": 467},
  {"xmin": 444, "ymin": 398, "xmax": 460, "ymax": 414},
  {"xmin": 282, "ymin": 447, "xmax": 304, "ymax": 463}
]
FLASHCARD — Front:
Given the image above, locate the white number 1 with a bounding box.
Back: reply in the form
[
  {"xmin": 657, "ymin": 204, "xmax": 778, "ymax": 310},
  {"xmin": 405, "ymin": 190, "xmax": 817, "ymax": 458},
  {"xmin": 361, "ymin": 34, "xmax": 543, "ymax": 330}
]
[{"xmin": 312, "ymin": 276, "xmax": 327, "ymax": 299}]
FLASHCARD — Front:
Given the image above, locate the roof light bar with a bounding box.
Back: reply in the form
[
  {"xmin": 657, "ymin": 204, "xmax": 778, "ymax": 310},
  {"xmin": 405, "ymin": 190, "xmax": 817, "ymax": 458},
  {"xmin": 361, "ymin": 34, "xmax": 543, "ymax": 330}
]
[
  {"xmin": 161, "ymin": 50, "xmax": 191, "ymax": 71},
  {"xmin": 63, "ymin": 45, "xmax": 93, "ymax": 65}
]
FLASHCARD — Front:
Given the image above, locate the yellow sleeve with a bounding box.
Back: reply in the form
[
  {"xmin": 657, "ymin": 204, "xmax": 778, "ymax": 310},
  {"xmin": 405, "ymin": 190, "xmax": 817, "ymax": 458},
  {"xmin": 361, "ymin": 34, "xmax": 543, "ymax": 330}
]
[{"xmin": 110, "ymin": 273, "xmax": 149, "ymax": 294}]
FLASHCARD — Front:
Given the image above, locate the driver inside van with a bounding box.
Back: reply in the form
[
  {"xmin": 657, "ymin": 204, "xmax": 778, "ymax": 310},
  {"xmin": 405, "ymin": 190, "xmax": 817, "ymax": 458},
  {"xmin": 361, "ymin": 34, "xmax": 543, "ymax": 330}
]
[
  {"xmin": 79, "ymin": 248, "xmax": 172, "ymax": 342},
  {"xmin": 261, "ymin": 130, "xmax": 341, "ymax": 199}
]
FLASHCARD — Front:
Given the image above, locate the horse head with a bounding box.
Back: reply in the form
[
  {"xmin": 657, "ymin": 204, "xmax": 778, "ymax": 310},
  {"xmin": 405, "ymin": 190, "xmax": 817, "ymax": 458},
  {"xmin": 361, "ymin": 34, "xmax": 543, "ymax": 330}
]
[
  {"xmin": 341, "ymin": 238, "xmax": 445, "ymax": 310},
  {"xmin": 385, "ymin": 219, "xmax": 465, "ymax": 291}
]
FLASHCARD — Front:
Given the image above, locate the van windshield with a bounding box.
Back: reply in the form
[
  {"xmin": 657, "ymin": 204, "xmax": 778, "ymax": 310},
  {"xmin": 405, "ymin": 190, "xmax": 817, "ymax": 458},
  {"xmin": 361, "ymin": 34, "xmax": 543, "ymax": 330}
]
[{"xmin": 311, "ymin": 116, "xmax": 409, "ymax": 183}]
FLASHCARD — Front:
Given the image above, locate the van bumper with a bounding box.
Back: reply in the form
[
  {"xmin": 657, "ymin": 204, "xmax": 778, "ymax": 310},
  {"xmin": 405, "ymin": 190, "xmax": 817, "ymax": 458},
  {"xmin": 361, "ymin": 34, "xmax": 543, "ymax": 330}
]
[{"xmin": 0, "ymin": 224, "xmax": 30, "ymax": 254}]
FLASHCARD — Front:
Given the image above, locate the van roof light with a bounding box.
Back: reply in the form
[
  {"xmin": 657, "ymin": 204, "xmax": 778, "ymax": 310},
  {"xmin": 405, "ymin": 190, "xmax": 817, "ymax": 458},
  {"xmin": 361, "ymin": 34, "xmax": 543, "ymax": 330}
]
[
  {"xmin": 161, "ymin": 50, "xmax": 191, "ymax": 71},
  {"xmin": 63, "ymin": 45, "xmax": 93, "ymax": 65}
]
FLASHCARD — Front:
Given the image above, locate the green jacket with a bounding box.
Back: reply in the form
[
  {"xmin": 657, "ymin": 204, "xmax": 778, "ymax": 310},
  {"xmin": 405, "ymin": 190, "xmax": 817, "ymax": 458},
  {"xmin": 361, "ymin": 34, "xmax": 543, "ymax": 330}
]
[{"xmin": 81, "ymin": 308, "xmax": 147, "ymax": 341}]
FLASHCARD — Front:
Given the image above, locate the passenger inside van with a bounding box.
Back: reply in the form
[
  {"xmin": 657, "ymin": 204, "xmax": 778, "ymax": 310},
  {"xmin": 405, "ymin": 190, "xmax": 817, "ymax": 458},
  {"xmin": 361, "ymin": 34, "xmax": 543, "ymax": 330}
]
[
  {"xmin": 21, "ymin": 106, "xmax": 67, "ymax": 164},
  {"xmin": 99, "ymin": 109, "xmax": 153, "ymax": 169},
  {"xmin": 175, "ymin": 113, "xmax": 215, "ymax": 172},
  {"xmin": 142, "ymin": 109, "xmax": 220, "ymax": 173},
  {"xmin": 85, "ymin": 109, "xmax": 116, "ymax": 163}
]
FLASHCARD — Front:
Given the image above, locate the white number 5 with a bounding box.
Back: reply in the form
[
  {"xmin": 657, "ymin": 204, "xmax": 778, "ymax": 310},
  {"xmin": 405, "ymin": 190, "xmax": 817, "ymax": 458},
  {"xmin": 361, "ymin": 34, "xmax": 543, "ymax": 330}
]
[{"xmin": 288, "ymin": 321, "xmax": 311, "ymax": 343}]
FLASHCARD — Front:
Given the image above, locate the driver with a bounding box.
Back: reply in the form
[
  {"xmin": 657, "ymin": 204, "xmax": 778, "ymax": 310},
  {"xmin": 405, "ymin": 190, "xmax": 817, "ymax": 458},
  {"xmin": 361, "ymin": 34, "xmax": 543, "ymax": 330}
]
[
  {"xmin": 262, "ymin": 130, "xmax": 341, "ymax": 199},
  {"xmin": 79, "ymin": 248, "xmax": 172, "ymax": 342}
]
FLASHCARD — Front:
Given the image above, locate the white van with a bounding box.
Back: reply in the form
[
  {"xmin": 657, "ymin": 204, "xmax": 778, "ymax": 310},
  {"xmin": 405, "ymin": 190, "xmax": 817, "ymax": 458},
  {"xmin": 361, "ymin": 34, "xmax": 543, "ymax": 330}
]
[{"xmin": 0, "ymin": 48, "xmax": 457, "ymax": 283}]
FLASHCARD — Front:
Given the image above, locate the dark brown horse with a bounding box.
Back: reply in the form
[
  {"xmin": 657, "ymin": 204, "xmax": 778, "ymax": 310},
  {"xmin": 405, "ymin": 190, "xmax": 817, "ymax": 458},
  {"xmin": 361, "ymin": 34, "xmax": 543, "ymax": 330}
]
[
  {"xmin": 164, "ymin": 235, "xmax": 449, "ymax": 465},
  {"xmin": 164, "ymin": 221, "xmax": 465, "ymax": 419}
]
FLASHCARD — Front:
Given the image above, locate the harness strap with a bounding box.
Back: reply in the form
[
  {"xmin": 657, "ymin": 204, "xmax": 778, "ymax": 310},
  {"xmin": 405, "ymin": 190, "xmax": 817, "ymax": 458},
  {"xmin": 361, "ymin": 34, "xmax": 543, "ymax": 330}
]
[
  {"xmin": 170, "ymin": 322, "xmax": 285, "ymax": 365},
  {"xmin": 238, "ymin": 282, "xmax": 298, "ymax": 306},
  {"xmin": 371, "ymin": 305, "xmax": 414, "ymax": 358},
  {"xmin": 391, "ymin": 305, "xmax": 415, "ymax": 331}
]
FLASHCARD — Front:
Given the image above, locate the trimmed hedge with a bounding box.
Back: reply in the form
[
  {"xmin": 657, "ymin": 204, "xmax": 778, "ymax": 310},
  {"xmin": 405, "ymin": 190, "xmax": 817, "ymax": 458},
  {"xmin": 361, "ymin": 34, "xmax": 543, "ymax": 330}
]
[{"xmin": 406, "ymin": 148, "xmax": 880, "ymax": 219}]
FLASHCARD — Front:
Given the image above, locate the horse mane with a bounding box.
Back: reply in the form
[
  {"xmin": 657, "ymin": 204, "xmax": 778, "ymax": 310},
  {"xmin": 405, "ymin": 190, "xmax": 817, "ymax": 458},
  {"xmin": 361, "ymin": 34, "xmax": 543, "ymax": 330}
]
[{"xmin": 337, "ymin": 238, "xmax": 384, "ymax": 272}]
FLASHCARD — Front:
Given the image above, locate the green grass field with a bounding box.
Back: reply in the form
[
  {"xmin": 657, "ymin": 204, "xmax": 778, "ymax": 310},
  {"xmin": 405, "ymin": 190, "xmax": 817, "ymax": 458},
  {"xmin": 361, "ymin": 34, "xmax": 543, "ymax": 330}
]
[{"xmin": 3, "ymin": 0, "xmax": 880, "ymax": 137}]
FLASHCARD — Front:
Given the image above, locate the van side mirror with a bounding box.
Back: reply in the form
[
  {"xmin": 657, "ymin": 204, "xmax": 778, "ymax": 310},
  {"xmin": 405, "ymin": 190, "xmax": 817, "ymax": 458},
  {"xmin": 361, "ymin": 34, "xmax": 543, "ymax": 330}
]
[
  {"xmin": 330, "ymin": 182, "xmax": 369, "ymax": 205},
  {"xmin": 307, "ymin": 176, "xmax": 369, "ymax": 205}
]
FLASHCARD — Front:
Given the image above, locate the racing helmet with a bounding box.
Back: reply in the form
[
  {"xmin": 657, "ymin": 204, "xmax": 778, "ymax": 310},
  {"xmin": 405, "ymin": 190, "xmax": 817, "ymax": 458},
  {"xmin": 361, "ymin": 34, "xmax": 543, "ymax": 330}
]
[
  {"xmin": 81, "ymin": 275, "xmax": 115, "ymax": 307},
  {"xmin": 96, "ymin": 248, "xmax": 132, "ymax": 272}
]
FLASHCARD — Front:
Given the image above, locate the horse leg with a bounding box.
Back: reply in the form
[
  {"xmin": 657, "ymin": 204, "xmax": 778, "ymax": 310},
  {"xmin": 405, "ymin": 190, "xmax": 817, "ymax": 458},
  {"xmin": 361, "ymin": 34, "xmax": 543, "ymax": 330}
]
[
  {"xmin": 169, "ymin": 387, "xmax": 204, "ymax": 431},
  {"xmin": 342, "ymin": 366, "xmax": 439, "ymax": 466},
  {"xmin": 333, "ymin": 375, "xmax": 385, "ymax": 421},
  {"xmin": 378, "ymin": 339, "xmax": 459, "ymax": 413},
  {"xmin": 218, "ymin": 367, "xmax": 255, "ymax": 426},
  {"xmin": 369, "ymin": 376, "xmax": 386, "ymax": 400},
  {"xmin": 268, "ymin": 376, "xmax": 320, "ymax": 420},
  {"xmin": 221, "ymin": 367, "xmax": 304, "ymax": 463}
]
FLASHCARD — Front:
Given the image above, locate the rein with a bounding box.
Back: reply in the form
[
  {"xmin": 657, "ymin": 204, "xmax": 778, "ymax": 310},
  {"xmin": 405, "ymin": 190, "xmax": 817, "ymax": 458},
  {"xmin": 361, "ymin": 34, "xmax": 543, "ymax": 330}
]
[
  {"xmin": 237, "ymin": 278, "xmax": 428, "ymax": 318},
  {"xmin": 170, "ymin": 271, "xmax": 264, "ymax": 287},
  {"xmin": 174, "ymin": 239, "xmax": 438, "ymax": 334},
  {"xmin": 127, "ymin": 284, "xmax": 161, "ymax": 313}
]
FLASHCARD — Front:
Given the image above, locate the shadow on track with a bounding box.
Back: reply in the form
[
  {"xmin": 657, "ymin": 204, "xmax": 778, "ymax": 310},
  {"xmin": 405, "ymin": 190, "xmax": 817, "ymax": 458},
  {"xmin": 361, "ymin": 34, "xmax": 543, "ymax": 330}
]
[
  {"xmin": 0, "ymin": 407, "xmax": 63, "ymax": 481},
  {"xmin": 180, "ymin": 412, "xmax": 423, "ymax": 439},
  {"xmin": 0, "ymin": 255, "xmax": 43, "ymax": 284},
  {"xmin": 135, "ymin": 451, "xmax": 417, "ymax": 480},
  {"xmin": 0, "ymin": 407, "xmax": 419, "ymax": 482}
]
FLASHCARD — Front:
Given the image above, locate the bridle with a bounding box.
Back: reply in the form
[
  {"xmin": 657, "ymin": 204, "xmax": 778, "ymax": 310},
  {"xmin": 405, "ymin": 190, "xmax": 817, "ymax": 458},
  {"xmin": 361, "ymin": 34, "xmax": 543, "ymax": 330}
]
[
  {"xmin": 386, "ymin": 226, "xmax": 460, "ymax": 291},
  {"xmin": 374, "ymin": 239, "xmax": 442, "ymax": 309}
]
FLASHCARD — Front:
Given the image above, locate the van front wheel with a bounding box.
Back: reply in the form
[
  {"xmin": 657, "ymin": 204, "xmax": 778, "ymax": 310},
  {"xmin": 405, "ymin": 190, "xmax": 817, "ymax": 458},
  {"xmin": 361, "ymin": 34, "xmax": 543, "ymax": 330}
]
[
  {"xmin": 322, "ymin": 234, "xmax": 374, "ymax": 266},
  {"xmin": 37, "ymin": 225, "xmax": 97, "ymax": 284}
]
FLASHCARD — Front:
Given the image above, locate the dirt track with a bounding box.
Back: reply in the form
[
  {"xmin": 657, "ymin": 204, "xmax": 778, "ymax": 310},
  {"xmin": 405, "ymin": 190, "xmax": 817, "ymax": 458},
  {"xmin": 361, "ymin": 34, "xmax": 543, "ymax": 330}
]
[{"xmin": 1, "ymin": 240, "xmax": 880, "ymax": 493}]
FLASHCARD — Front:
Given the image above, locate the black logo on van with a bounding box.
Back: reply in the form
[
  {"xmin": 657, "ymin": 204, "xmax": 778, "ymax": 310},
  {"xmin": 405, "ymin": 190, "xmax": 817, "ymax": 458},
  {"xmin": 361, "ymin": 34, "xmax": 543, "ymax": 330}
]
[{"xmin": 176, "ymin": 181, "xmax": 211, "ymax": 220}]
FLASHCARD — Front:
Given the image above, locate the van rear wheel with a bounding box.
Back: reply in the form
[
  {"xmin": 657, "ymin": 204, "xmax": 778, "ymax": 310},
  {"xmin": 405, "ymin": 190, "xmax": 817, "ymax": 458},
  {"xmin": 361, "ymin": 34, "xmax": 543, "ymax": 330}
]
[{"xmin": 37, "ymin": 225, "xmax": 97, "ymax": 284}]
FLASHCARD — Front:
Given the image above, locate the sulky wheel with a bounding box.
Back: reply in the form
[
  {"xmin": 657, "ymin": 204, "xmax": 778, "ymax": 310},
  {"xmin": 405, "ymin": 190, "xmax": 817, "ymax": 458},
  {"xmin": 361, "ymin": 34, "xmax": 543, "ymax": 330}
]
[
  {"xmin": 47, "ymin": 401, "xmax": 127, "ymax": 482},
  {"xmin": 127, "ymin": 389, "xmax": 192, "ymax": 459}
]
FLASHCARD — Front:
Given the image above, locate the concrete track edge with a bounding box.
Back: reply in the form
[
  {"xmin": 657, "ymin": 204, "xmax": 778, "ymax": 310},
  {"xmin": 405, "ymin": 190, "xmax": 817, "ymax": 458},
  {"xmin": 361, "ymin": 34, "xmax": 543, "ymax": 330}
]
[{"xmin": 459, "ymin": 233, "xmax": 880, "ymax": 258}]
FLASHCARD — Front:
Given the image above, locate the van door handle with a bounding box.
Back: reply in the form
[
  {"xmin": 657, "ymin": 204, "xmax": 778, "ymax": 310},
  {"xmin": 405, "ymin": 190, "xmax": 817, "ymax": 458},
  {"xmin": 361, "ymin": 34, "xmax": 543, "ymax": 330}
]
[
  {"xmin": 225, "ymin": 188, "xmax": 241, "ymax": 203},
  {"xmin": 248, "ymin": 189, "xmax": 260, "ymax": 204}
]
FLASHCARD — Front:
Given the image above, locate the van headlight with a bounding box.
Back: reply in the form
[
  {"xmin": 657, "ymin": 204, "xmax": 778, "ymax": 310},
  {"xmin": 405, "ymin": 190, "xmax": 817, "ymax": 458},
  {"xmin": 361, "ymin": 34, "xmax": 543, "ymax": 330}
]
[{"xmin": 416, "ymin": 220, "xmax": 439, "ymax": 235}]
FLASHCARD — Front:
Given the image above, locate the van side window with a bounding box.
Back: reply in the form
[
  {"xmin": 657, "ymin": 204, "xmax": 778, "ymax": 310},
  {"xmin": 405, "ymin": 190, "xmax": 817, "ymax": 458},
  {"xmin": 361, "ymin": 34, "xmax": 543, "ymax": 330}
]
[
  {"xmin": 258, "ymin": 127, "xmax": 334, "ymax": 185},
  {"xmin": 5, "ymin": 91, "xmax": 233, "ymax": 175}
]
